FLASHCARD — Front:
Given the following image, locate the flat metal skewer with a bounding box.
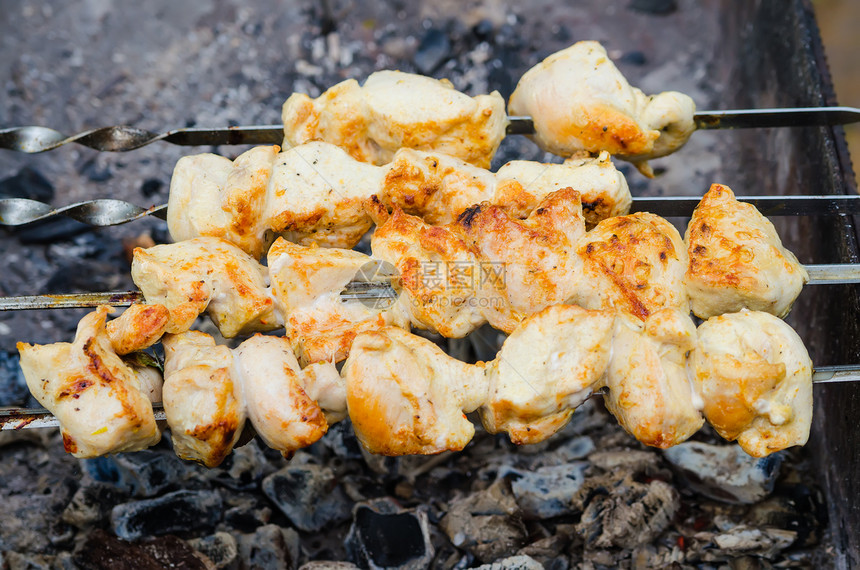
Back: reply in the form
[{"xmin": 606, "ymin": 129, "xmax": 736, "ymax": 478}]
[
  {"xmin": 4, "ymin": 195, "xmax": 860, "ymax": 228},
  {"xmin": 2, "ymin": 107, "xmax": 859, "ymax": 153},
  {"xmin": 0, "ymin": 262, "xmax": 857, "ymax": 313},
  {"xmin": 2, "ymin": 363, "xmax": 855, "ymax": 431}
]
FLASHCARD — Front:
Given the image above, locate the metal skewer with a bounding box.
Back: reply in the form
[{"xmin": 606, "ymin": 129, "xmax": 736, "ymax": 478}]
[
  {"xmin": 3, "ymin": 195, "xmax": 860, "ymax": 228},
  {"xmin": 2, "ymin": 107, "xmax": 859, "ymax": 154},
  {"xmin": 0, "ymin": 261, "xmax": 857, "ymax": 313},
  {"xmin": 2, "ymin": 362, "xmax": 856, "ymax": 431}
]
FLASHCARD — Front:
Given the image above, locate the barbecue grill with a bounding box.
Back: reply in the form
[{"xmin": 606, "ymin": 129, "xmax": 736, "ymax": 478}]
[{"xmin": 1, "ymin": 0, "xmax": 858, "ymax": 567}]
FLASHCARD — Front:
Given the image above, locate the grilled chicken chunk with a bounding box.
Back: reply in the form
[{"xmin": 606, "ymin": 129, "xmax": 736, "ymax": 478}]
[
  {"xmin": 371, "ymin": 208, "xmax": 486, "ymax": 338},
  {"xmin": 167, "ymin": 146, "xmax": 279, "ymax": 259},
  {"xmin": 508, "ymin": 41, "xmax": 696, "ymax": 176},
  {"xmin": 686, "ymin": 184, "xmax": 809, "ymax": 319},
  {"xmin": 455, "ymin": 188, "xmax": 587, "ymax": 332},
  {"xmin": 17, "ymin": 306, "xmax": 161, "ymax": 457},
  {"xmin": 343, "ymin": 326, "xmax": 488, "ymax": 455},
  {"xmin": 105, "ymin": 303, "xmax": 171, "ymax": 355},
  {"xmin": 693, "ymin": 310, "xmax": 813, "ymax": 457},
  {"xmin": 267, "ymin": 237, "xmax": 409, "ymax": 364},
  {"xmin": 131, "ymin": 237, "xmax": 279, "ymax": 338},
  {"xmin": 480, "ymin": 305, "xmax": 615, "ymax": 444},
  {"xmin": 167, "ymin": 142, "xmax": 630, "ymax": 254},
  {"xmin": 572, "ymin": 212, "xmax": 689, "ymax": 320},
  {"xmin": 161, "ymin": 331, "xmax": 245, "ymax": 467},
  {"xmin": 494, "ymin": 151, "xmax": 631, "ymax": 226},
  {"xmin": 603, "ymin": 309, "xmax": 703, "ymax": 449},
  {"xmin": 232, "ymin": 335, "xmax": 332, "ymax": 457},
  {"xmin": 282, "ymin": 70, "xmax": 507, "ymax": 168}
]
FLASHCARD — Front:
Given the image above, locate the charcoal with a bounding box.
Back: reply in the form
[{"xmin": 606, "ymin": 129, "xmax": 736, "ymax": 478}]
[
  {"xmin": 0, "ymin": 351, "xmax": 30, "ymax": 406},
  {"xmin": 345, "ymin": 498, "xmax": 434, "ymax": 569},
  {"xmin": 471, "ymin": 19, "xmax": 495, "ymax": 41},
  {"xmin": 627, "ymin": 0, "xmax": 677, "ymax": 15},
  {"xmin": 81, "ymin": 450, "xmax": 187, "ymax": 497},
  {"xmin": 552, "ymin": 436, "xmax": 595, "ymax": 463},
  {"xmin": 588, "ymin": 449, "xmax": 662, "ymax": 475},
  {"xmin": 0, "ymin": 474, "xmax": 77, "ymax": 553},
  {"xmin": 696, "ymin": 525, "xmax": 796, "ymax": 561},
  {"xmin": 15, "ymin": 218, "xmax": 93, "ymax": 245},
  {"xmin": 319, "ymin": 420, "xmax": 365, "ymax": 460},
  {"xmin": 44, "ymin": 258, "xmax": 123, "ymax": 292},
  {"xmin": 77, "ymin": 157, "xmax": 113, "ymax": 182},
  {"xmin": 237, "ymin": 524, "xmax": 299, "ymax": 570},
  {"xmin": 414, "ymin": 28, "xmax": 451, "ymax": 74},
  {"xmin": 139, "ymin": 535, "xmax": 215, "ymax": 569},
  {"xmin": 188, "ymin": 532, "xmax": 239, "ymax": 570},
  {"xmin": 62, "ymin": 482, "xmax": 130, "ymax": 528},
  {"xmin": 466, "ymin": 555, "xmax": 544, "ymax": 570},
  {"xmin": 211, "ymin": 440, "xmax": 273, "ymax": 491},
  {"xmin": 140, "ymin": 178, "xmax": 164, "ymax": 198},
  {"xmin": 516, "ymin": 534, "xmax": 571, "ymax": 568},
  {"xmin": 439, "ymin": 479, "xmax": 527, "ymax": 563},
  {"xmin": 0, "ymin": 166, "xmax": 54, "ymax": 201},
  {"xmin": 619, "ymin": 50, "xmax": 647, "ymax": 65},
  {"xmin": 745, "ymin": 488, "xmax": 823, "ymax": 548},
  {"xmin": 499, "ymin": 462, "xmax": 588, "ymax": 519},
  {"xmin": 223, "ymin": 495, "xmax": 273, "ymax": 532},
  {"xmin": 573, "ymin": 474, "xmax": 679, "ymax": 550},
  {"xmin": 662, "ymin": 442, "xmax": 783, "ymax": 504},
  {"xmin": 72, "ymin": 529, "xmax": 171, "ymax": 570},
  {"xmin": 0, "ymin": 551, "xmax": 59, "ymax": 570},
  {"xmin": 262, "ymin": 464, "xmax": 352, "ymax": 532},
  {"xmin": 299, "ymin": 563, "xmax": 360, "ymax": 569},
  {"xmin": 111, "ymin": 489, "xmax": 223, "ymax": 541}
]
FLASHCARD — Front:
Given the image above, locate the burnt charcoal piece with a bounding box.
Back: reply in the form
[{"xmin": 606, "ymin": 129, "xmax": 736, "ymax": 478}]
[
  {"xmin": 78, "ymin": 157, "xmax": 113, "ymax": 182},
  {"xmin": 627, "ymin": 0, "xmax": 677, "ymax": 15},
  {"xmin": 44, "ymin": 258, "xmax": 122, "ymax": 292},
  {"xmin": 237, "ymin": 524, "xmax": 299, "ymax": 570},
  {"xmin": 345, "ymin": 498, "xmax": 434, "ymax": 569},
  {"xmin": 223, "ymin": 495, "xmax": 273, "ymax": 532},
  {"xmin": 499, "ymin": 462, "xmax": 589, "ymax": 519},
  {"xmin": 439, "ymin": 479, "xmax": 527, "ymax": 564},
  {"xmin": 745, "ymin": 484, "xmax": 826, "ymax": 548},
  {"xmin": 81, "ymin": 450, "xmax": 187, "ymax": 498},
  {"xmin": 139, "ymin": 535, "xmax": 213, "ymax": 569},
  {"xmin": 414, "ymin": 28, "xmax": 451, "ymax": 74},
  {"xmin": 140, "ymin": 178, "xmax": 164, "ymax": 198},
  {"xmin": 469, "ymin": 555, "xmax": 545, "ymax": 570},
  {"xmin": 0, "ymin": 351, "xmax": 29, "ymax": 406},
  {"xmin": 0, "ymin": 166, "xmax": 54, "ymax": 201},
  {"xmin": 15, "ymin": 218, "xmax": 93, "ymax": 244},
  {"xmin": 262, "ymin": 464, "xmax": 352, "ymax": 532},
  {"xmin": 662, "ymin": 442, "xmax": 783, "ymax": 504},
  {"xmin": 573, "ymin": 474, "xmax": 679, "ymax": 550},
  {"xmin": 188, "ymin": 532, "xmax": 239, "ymax": 569},
  {"xmin": 110, "ymin": 489, "xmax": 223, "ymax": 541},
  {"xmin": 472, "ymin": 19, "xmax": 494, "ymax": 41},
  {"xmin": 62, "ymin": 482, "xmax": 130, "ymax": 529},
  {"xmin": 619, "ymin": 50, "xmax": 647, "ymax": 65},
  {"xmin": 73, "ymin": 529, "xmax": 164, "ymax": 570}
]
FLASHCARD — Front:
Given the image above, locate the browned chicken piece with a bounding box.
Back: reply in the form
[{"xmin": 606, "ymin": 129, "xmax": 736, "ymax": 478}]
[
  {"xmin": 161, "ymin": 331, "xmax": 245, "ymax": 467},
  {"xmin": 105, "ymin": 303, "xmax": 171, "ymax": 355},
  {"xmin": 602, "ymin": 309, "xmax": 704, "ymax": 449},
  {"xmin": 371, "ymin": 208, "xmax": 486, "ymax": 338},
  {"xmin": 232, "ymin": 335, "xmax": 330, "ymax": 457},
  {"xmin": 267, "ymin": 237, "xmax": 409, "ymax": 364},
  {"xmin": 493, "ymin": 151, "xmax": 631, "ymax": 226},
  {"xmin": 167, "ymin": 146, "xmax": 280, "ymax": 259},
  {"xmin": 572, "ymin": 212, "xmax": 689, "ymax": 320},
  {"xmin": 480, "ymin": 304, "xmax": 615, "ymax": 445},
  {"xmin": 282, "ymin": 70, "xmax": 507, "ymax": 168},
  {"xmin": 693, "ymin": 310, "xmax": 813, "ymax": 457},
  {"xmin": 265, "ymin": 141, "xmax": 385, "ymax": 248},
  {"xmin": 343, "ymin": 326, "xmax": 488, "ymax": 456},
  {"xmin": 131, "ymin": 237, "xmax": 280, "ymax": 338},
  {"xmin": 167, "ymin": 141, "xmax": 629, "ymax": 253},
  {"xmin": 380, "ymin": 148, "xmax": 497, "ymax": 225},
  {"xmin": 455, "ymin": 188, "xmax": 586, "ymax": 333},
  {"xmin": 17, "ymin": 306, "xmax": 161, "ymax": 457},
  {"xmin": 685, "ymin": 184, "xmax": 809, "ymax": 319},
  {"xmin": 508, "ymin": 41, "xmax": 696, "ymax": 177}
]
